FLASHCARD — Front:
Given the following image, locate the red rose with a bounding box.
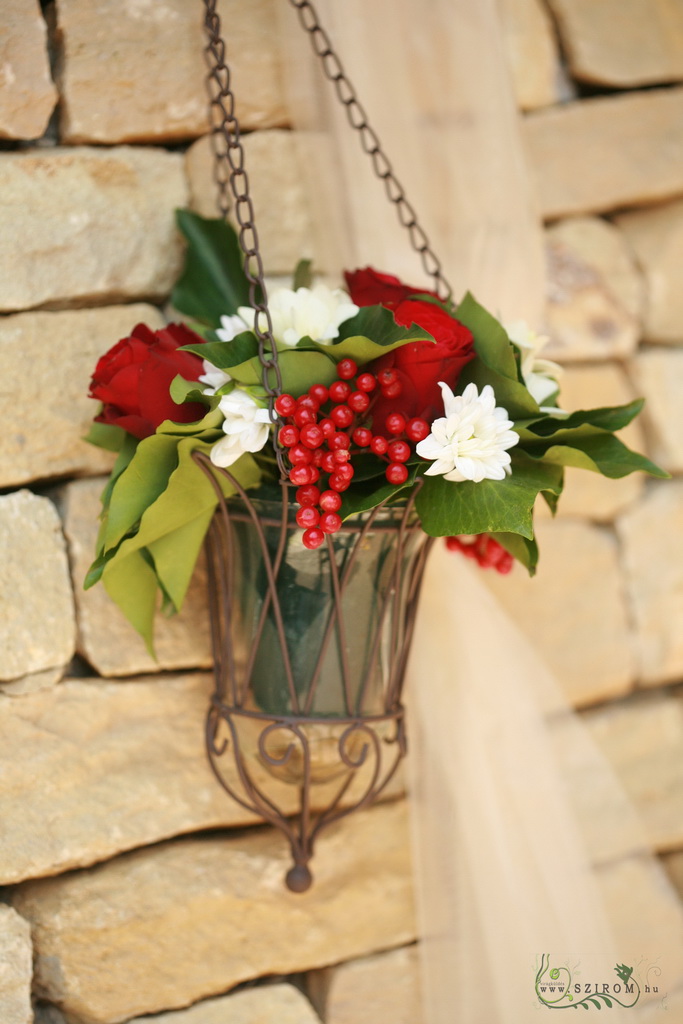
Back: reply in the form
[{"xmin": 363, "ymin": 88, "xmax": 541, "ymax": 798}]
[
  {"xmin": 369, "ymin": 299, "xmax": 475, "ymax": 433},
  {"xmin": 89, "ymin": 323, "xmax": 207, "ymax": 440},
  {"xmin": 344, "ymin": 267, "xmax": 436, "ymax": 309}
]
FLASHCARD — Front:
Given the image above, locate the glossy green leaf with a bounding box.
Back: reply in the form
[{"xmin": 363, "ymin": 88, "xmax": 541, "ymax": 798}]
[
  {"xmin": 182, "ymin": 331, "xmax": 260, "ymax": 369},
  {"xmin": 491, "ymin": 531, "xmax": 539, "ymax": 575},
  {"xmin": 335, "ymin": 304, "xmax": 436, "ymax": 347},
  {"xmin": 523, "ymin": 427, "xmax": 669, "ymax": 478},
  {"xmin": 340, "ymin": 464, "xmax": 419, "ymax": 519},
  {"xmin": 527, "ymin": 399, "xmax": 645, "ymax": 437}
]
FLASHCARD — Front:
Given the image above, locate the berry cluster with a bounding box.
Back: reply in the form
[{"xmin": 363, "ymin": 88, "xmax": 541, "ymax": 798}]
[
  {"xmin": 445, "ymin": 534, "xmax": 514, "ymax": 574},
  {"xmin": 275, "ymin": 358, "xmax": 430, "ymax": 550}
]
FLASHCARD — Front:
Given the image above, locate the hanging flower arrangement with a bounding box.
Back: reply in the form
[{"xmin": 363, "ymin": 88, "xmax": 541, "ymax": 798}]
[{"xmin": 85, "ymin": 210, "xmax": 665, "ymax": 651}]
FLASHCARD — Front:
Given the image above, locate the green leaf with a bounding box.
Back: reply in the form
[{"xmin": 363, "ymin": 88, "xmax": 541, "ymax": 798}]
[
  {"xmin": 293, "ymin": 258, "xmax": 313, "ymax": 289},
  {"xmin": 340, "ymin": 464, "xmax": 419, "ymax": 519},
  {"xmin": 155, "ymin": 405, "xmax": 224, "ymax": 436},
  {"xmin": 335, "ymin": 304, "xmax": 436, "ymax": 347},
  {"xmin": 182, "ymin": 331, "xmax": 260, "ymax": 369},
  {"xmin": 415, "ymin": 454, "xmax": 563, "ymax": 539},
  {"xmin": 527, "ymin": 399, "xmax": 645, "ymax": 437},
  {"xmin": 84, "ymin": 421, "xmax": 127, "ymax": 452},
  {"xmin": 491, "ymin": 531, "xmax": 539, "ymax": 575},
  {"xmin": 169, "ymin": 374, "xmax": 214, "ymax": 407},
  {"xmin": 523, "ymin": 427, "xmax": 669, "ymax": 479},
  {"xmin": 171, "ymin": 210, "xmax": 254, "ymax": 327},
  {"xmin": 224, "ymin": 348, "xmax": 338, "ymax": 395}
]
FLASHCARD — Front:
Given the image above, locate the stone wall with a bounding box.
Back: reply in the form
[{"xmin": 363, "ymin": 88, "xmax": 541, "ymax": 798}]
[{"xmin": 1, "ymin": 2, "xmax": 682, "ymax": 1021}]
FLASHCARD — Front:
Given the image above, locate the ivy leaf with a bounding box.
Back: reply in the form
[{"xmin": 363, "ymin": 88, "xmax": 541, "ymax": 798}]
[
  {"xmin": 415, "ymin": 454, "xmax": 563, "ymax": 539},
  {"xmin": 171, "ymin": 210, "xmax": 255, "ymax": 327},
  {"xmin": 335, "ymin": 304, "xmax": 436, "ymax": 347},
  {"xmin": 182, "ymin": 331, "xmax": 260, "ymax": 369}
]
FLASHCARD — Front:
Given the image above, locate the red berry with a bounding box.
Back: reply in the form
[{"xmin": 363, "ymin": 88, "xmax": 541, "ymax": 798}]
[
  {"xmin": 302, "ymin": 527, "xmax": 325, "ymax": 550},
  {"xmin": 296, "ymin": 485, "xmax": 320, "ymax": 506},
  {"xmin": 331, "ymin": 405, "xmax": 354, "ymax": 429},
  {"xmin": 385, "ymin": 413, "xmax": 406, "ymax": 436},
  {"xmin": 329, "ymin": 432, "xmax": 351, "ymax": 450},
  {"xmin": 320, "ymin": 511, "xmax": 342, "ymax": 534},
  {"xmin": 328, "ymin": 473, "xmax": 351, "ymax": 492},
  {"xmin": 319, "ymin": 490, "xmax": 342, "ymax": 512},
  {"xmin": 348, "ymin": 390, "xmax": 370, "ymax": 414},
  {"xmin": 337, "ymin": 358, "xmax": 357, "ymax": 380},
  {"xmin": 386, "ymin": 462, "xmax": 408, "ymax": 485},
  {"xmin": 335, "ymin": 462, "xmax": 354, "ymax": 482},
  {"xmin": 356, "ymin": 372, "xmax": 377, "ymax": 393},
  {"xmin": 406, "ymin": 418, "xmax": 430, "ymax": 442},
  {"xmin": 319, "ymin": 417, "xmax": 336, "ymax": 439},
  {"xmin": 370, "ymin": 435, "xmax": 389, "ymax": 455},
  {"xmin": 300, "ymin": 423, "xmax": 324, "ymax": 449},
  {"xmin": 309, "ymin": 383, "xmax": 329, "ymax": 404},
  {"xmin": 289, "ymin": 464, "xmax": 313, "ymax": 485},
  {"xmin": 312, "ymin": 448, "xmax": 324, "ymax": 466},
  {"xmin": 278, "ymin": 425, "xmax": 299, "ymax": 447},
  {"xmin": 333, "ymin": 449, "xmax": 350, "ymax": 463},
  {"xmin": 296, "ymin": 506, "xmax": 320, "ymax": 529},
  {"xmin": 294, "ymin": 407, "xmax": 316, "ymax": 427},
  {"xmin": 274, "ymin": 394, "xmax": 296, "ymax": 417},
  {"xmin": 329, "ymin": 380, "xmax": 352, "ymax": 403},
  {"xmin": 289, "ymin": 443, "xmax": 313, "ymax": 464},
  {"xmin": 388, "ymin": 440, "xmax": 411, "ymax": 463},
  {"xmin": 308, "ymin": 466, "xmax": 320, "ymax": 483},
  {"xmin": 352, "ymin": 427, "xmax": 372, "ymax": 447},
  {"xmin": 321, "ymin": 451, "xmax": 337, "ymax": 473},
  {"xmin": 297, "ymin": 394, "xmax": 320, "ymax": 413},
  {"xmin": 378, "ymin": 369, "xmax": 397, "ymax": 387},
  {"xmin": 381, "ymin": 380, "xmax": 403, "ymax": 399},
  {"xmin": 497, "ymin": 553, "xmax": 514, "ymax": 575}
]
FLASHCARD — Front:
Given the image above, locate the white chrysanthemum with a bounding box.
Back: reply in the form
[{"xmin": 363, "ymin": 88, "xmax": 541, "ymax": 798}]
[
  {"xmin": 210, "ymin": 389, "xmax": 272, "ymax": 468},
  {"xmin": 506, "ymin": 320, "xmax": 563, "ymax": 409},
  {"xmin": 416, "ymin": 382, "xmax": 519, "ymax": 483},
  {"xmin": 238, "ymin": 284, "xmax": 358, "ymax": 347},
  {"xmin": 215, "ymin": 313, "xmax": 250, "ymax": 343}
]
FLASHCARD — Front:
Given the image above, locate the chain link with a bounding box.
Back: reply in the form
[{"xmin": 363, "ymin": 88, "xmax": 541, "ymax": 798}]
[
  {"xmin": 287, "ymin": 0, "xmax": 453, "ymax": 301},
  {"xmin": 203, "ymin": 0, "xmax": 287, "ymax": 477}
]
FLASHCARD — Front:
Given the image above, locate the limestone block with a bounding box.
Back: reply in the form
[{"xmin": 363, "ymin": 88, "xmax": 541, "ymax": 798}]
[
  {"xmin": 0, "ymin": 1, "xmax": 57, "ymax": 140},
  {"xmin": 56, "ymin": 0, "xmax": 287, "ymax": 144},
  {"xmin": 543, "ymin": 216, "xmax": 643, "ymax": 361},
  {"xmin": 523, "ymin": 88, "xmax": 683, "ymax": 219},
  {"xmin": 127, "ymin": 985, "xmax": 322, "ymax": 1024},
  {"xmin": 0, "ymin": 906, "xmax": 32, "ymax": 1024},
  {"xmin": 0, "ymin": 672, "xmax": 404, "ymax": 885},
  {"xmin": 665, "ymin": 851, "xmax": 683, "ymax": 902},
  {"xmin": 617, "ymin": 482, "xmax": 683, "ymax": 685},
  {"xmin": 186, "ymin": 132, "xmax": 314, "ymax": 275},
  {"xmin": 61, "ymin": 477, "xmax": 212, "ymax": 677},
  {"xmin": 0, "ymin": 147, "xmax": 187, "ymax": 312},
  {"xmin": 13, "ymin": 800, "xmax": 415, "ymax": 1023},
  {"xmin": 0, "ymin": 305, "xmax": 164, "ymax": 488},
  {"xmin": 497, "ymin": 0, "xmax": 562, "ymax": 110},
  {"xmin": 547, "ymin": 0, "xmax": 683, "ymax": 87},
  {"xmin": 0, "ymin": 490, "xmax": 75, "ymax": 686},
  {"xmin": 616, "ymin": 199, "xmax": 683, "ymax": 343},
  {"xmin": 310, "ymin": 945, "xmax": 422, "ymax": 1024},
  {"xmin": 583, "ymin": 695, "xmax": 683, "ymax": 852},
  {"xmin": 628, "ymin": 349, "xmax": 683, "ymax": 474},
  {"xmin": 540, "ymin": 363, "xmax": 644, "ymax": 521},
  {"xmin": 483, "ymin": 519, "xmax": 635, "ymax": 707}
]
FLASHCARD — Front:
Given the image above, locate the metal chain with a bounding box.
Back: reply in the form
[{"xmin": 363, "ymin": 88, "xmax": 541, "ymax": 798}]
[
  {"xmin": 287, "ymin": 0, "xmax": 453, "ymax": 301},
  {"xmin": 203, "ymin": 0, "xmax": 286, "ymax": 476}
]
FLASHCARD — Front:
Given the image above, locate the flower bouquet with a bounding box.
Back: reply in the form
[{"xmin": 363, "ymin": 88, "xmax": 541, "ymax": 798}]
[{"xmin": 86, "ymin": 210, "xmax": 664, "ymax": 660}]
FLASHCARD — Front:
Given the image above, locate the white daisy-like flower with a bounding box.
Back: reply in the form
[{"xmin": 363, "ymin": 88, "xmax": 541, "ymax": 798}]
[
  {"xmin": 210, "ymin": 389, "xmax": 272, "ymax": 468},
  {"xmin": 505, "ymin": 320, "xmax": 563, "ymax": 409},
  {"xmin": 200, "ymin": 314, "xmax": 249, "ymax": 394},
  {"xmin": 416, "ymin": 382, "xmax": 519, "ymax": 483},
  {"xmin": 238, "ymin": 284, "xmax": 358, "ymax": 347},
  {"xmin": 216, "ymin": 313, "xmax": 250, "ymax": 343}
]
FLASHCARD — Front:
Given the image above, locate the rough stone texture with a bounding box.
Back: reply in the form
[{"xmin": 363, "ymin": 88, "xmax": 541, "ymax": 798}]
[
  {"xmin": 617, "ymin": 482, "xmax": 683, "ymax": 686},
  {"xmin": 0, "ymin": 1, "xmax": 57, "ymax": 140},
  {"xmin": 127, "ymin": 985, "xmax": 322, "ymax": 1024},
  {"xmin": 57, "ymin": 0, "xmax": 287, "ymax": 143},
  {"xmin": 543, "ymin": 363, "xmax": 645, "ymax": 521},
  {"xmin": 0, "ymin": 146, "xmax": 187, "ymax": 313},
  {"xmin": 0, "ymin": 305, "xmax": 164, "ymax": 488},
  {"xmin": 309, "ymin": 946, "xmax": 422, "ymax": 1024},
  {"xmin": 547, "ymin": 0, "xmax": 683, "ymax": 87},
  {"xmin": 497, "ymin": 0, "xmax": 562, "ymax": 111},
  {"xmin": 543, "ymin": 216, "xmax": 643, "ymax": 361},
  {"xmin": 628, "ymin": 348, "xmax": 683, "ymax": 474},
  {"xmin": 483, "ymin": 519, "xmax": 635, "ymax": 707},
  {"xmin": 523, "ymin": 88, "xmax": 683, "ymax": 219},
  {"xmin": 13, "ymin": 800, "xmax": 415, "ymax": 1024},
  {"xmin": 0, "ymin": 906, "xmax": 32, "ymax": 1024},
  {"xmin": 616, "ymin": 198, "xmax": 683, "ymax": 343},
  {"xmin": 0, "ymin": 672, "xmax": 404, "ymax": 885},
  {"xmin": 583, "ymin": 694, "xmax": 683, "ymax": 853},
  {"xmin": 61, "ymin": 477, "xmax": 213, "ymax": 677},
  {"xmin": 186, "ymin": 132, "xmax": 315, "ymax": 275},
  {"xmin": 0, "ymin": 490, "xmax": 75, "ymax": 686}
]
